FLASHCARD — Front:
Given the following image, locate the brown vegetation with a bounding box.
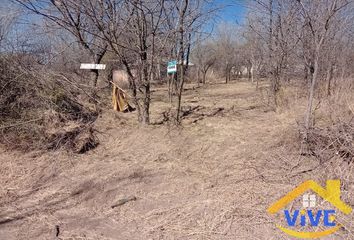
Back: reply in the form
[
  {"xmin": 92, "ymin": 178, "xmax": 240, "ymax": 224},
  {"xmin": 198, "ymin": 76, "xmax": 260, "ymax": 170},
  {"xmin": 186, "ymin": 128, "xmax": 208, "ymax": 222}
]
[
  {"xmin": 0, "ymin": 81, "xmax": 353, "ymax": 239},
  {"xmin": 0, "ymin": 55, "xmax": 98, "ymax": 152},
  {"xmin": 1, "ymin": 0, "xmax": 354, "ymax": 239}
]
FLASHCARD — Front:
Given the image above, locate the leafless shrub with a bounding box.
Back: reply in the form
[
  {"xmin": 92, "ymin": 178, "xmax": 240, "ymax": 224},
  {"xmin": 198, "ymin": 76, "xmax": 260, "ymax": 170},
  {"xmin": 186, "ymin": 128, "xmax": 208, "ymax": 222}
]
[
  {"xmin": 301, "ymin": 78, "xmax": 354, "ymax": 163},
  {"xmin": 0, "ymin": 55, "xmax": 98, "ymax": 152}
]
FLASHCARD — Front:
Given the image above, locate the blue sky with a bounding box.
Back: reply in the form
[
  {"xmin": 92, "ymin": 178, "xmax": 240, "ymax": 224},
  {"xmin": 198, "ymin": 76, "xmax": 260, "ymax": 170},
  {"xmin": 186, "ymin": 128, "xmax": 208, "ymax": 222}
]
[
  {"xmin": 2, "ymin": 0, "xmax": 248, "ymax": 43},
  {"xmin": 217, "ymin": 0, "xmax": 247, "ymax": 24},
  {"xmin": 202, "ymin": 0, "xmax": 247, "ymax": 37}
]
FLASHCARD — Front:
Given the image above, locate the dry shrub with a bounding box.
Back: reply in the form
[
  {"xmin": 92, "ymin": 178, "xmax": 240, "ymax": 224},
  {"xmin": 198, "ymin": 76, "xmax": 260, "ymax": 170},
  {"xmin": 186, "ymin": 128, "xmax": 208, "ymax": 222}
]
[
  {"xmin": 306, "ymin": 122, "xmax": 354, "ymax": 162},
  {"xmin": 0, "ymin": 55, "xmax": 98, "ymax": 153},
  {"xmin": 304, "ymin": 78, "xmax": 354, "ymax": 163}
]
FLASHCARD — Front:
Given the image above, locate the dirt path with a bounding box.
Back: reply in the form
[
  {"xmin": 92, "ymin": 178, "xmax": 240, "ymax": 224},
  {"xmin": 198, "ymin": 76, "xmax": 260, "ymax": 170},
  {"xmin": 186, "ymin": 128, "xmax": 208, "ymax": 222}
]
[{"xmin": 0, "ymin": 81, "xmax": 349, "ymax": 239}]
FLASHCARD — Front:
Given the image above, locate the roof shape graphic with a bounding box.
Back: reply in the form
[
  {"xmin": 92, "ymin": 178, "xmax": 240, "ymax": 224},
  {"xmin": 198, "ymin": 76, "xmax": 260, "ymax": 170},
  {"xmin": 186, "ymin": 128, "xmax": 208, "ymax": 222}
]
[{"xmin": 267, "ymin": 180, "xmax": 352, "ymax": 215}]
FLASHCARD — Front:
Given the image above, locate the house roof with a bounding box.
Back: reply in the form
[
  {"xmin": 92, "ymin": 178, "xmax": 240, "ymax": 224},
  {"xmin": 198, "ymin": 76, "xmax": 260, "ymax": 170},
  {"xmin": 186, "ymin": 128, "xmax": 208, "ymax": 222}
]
[{"xmin": 267, "ymin": 180, "xmax": 352, "ymax": 215}]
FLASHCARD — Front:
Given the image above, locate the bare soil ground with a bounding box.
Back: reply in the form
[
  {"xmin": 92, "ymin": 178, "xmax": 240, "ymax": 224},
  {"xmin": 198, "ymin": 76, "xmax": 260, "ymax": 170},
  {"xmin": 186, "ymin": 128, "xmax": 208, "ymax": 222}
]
[{"xmin": 0, "ymin": 81, "xmax": 353, "ymax": 239}]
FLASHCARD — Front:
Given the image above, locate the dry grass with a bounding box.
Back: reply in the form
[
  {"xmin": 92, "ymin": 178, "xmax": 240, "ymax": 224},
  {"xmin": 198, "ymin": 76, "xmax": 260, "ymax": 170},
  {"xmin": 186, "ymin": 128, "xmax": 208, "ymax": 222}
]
[{"xmin": 0, "ymin": 79, "xmax": 353, "ymax": 239}]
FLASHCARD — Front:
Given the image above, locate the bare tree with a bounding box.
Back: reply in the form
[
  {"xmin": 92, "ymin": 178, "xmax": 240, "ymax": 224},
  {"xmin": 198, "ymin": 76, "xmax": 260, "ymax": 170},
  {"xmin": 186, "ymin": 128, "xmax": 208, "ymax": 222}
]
[
  {"xmin": 14, "ymin": 0, "xmax": 108, "ymax": 90},
  {"xmin": 295, "ymin": 0, "xmax": 351, "ymax": 132},
  {"xmin": 242, "ymin": 16, "xmax": 265, "ymax": 88},
  {"xmin": 78, "ymin": 0, "xmax": 171, "ymax": 124},
  {"xmin": 247, "ymin": 0, "xmax": 302, "ymax": 106},
  {"xmin": 15, "ymin": 0, "xmax": 172, "ymax": 124},
  {"xmin": 170, "ymin": 0, "xmax": 216, "ymax": 123},
  {"xmin": 0, "ymin": 4, "xmax": 18, "ymax": 50},
  {"xmin": 193, "ymin": 40, "xmax": 216, "ymax": 84},
  {"xmin": 175, "ymin": 0, "xmax": 189, "ymax": 123},
  {"xmin": 214, "ymin": 23, "xmax": 239, "ymax": 83},
  {"xmin": 11, "ymin": 0, "xmax": 238, "ymax": 126}
]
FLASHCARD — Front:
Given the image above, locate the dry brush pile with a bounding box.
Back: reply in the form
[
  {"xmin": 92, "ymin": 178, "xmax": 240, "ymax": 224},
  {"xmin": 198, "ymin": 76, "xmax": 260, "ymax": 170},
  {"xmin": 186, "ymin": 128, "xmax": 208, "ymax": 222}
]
[
  {"xmin": 0, "ymin": 55, "xmax": 98, "ymax": 153},
  {"xmin": 306, "ymin": 122, "xmax": 354, "ymax": 162},
  {"xmin": 301, "ymin": 80, "xmax": 354, "ymax": 164}
]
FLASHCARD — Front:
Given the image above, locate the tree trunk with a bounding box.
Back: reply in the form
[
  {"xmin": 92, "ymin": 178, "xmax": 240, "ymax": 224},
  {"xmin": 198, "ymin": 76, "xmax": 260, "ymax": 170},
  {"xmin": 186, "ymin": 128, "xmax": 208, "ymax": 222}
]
[
  {"xmin": 168, "ymin": 73, "xmax": 173, "ymax": 103},
  {"xmin": 185, "ymin": 33, "xmax": 191, "ymax": 73},
  {"xmin": 141, "ymin": 59, "xmax": 150, "ymax": 124},
  {"xmin": 90, "ymin": 46, "xmax": 107, "ymax": 88},
  {"xmin": 175, "ymin": 0, "xmax": 188, "ymax": 124},
  {"xmin": 89, "ymin": 69, "xmax": 99, "ymax": 102},
  {"xmin": 247, "ymin": 66, "xmax": 251, "ymax": 81},
  {"xmin": 157, "ymin": 60, "xmax": 161, "ymax": 82},
  {"xmin": 305, "ymin": 54, "xmax": 319, "ymax": 130},
  {"xmin": 304, "ymin": 65, "xmax": 311, "ymax": 84},
  {"xmin": 202, "ymin": 71, "xmax": 206, "ymax": 84},
  {"xmin": 326, "ymin": 65, "xmax": 333, "ymax": 96},
  {"xmin": 176, "ymin": 66, "xmax": 184, "ymax": 123},
  {"xmin": 269, "ymin": 76, "xmax": 281, "ymax": 105},
  {"xmin": 251, "ymin": 65, "xmax": 254, "ymax": 83},
  {"xmin": 197, "ymin": 66, "xmax": 201, "ymax": 84},
  {"xmin": 225, "ymin": 66, "xmax": 229, "ymax": 84},
  {"xmin": 122, "ymin": 58, "xmax": 142, "ymax": 121},
  {"xmin": 90, "ymin": 69, "xmax": 99, "ymax": 87},
  {"xmin": 142, "ymin": 82, "xmax": 150, "ymax": 124}
]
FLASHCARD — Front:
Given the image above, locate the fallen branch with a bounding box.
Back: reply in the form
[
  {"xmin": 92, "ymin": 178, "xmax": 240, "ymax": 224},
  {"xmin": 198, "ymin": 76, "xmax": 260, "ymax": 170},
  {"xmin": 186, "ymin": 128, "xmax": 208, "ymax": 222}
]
[{"xmin": 111, "ymin": 196, "xmax": 137, "ymax": 208}]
